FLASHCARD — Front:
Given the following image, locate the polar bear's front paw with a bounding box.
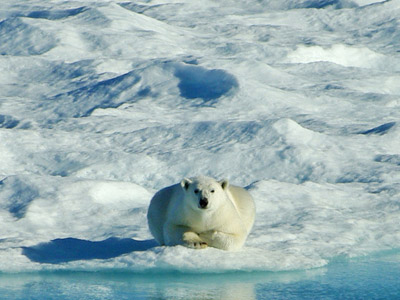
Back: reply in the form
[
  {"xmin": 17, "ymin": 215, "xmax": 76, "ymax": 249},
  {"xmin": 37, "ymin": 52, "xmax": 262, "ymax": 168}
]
[
  {"xmin": 186, "ymin": 241, "xmax": 208, "ymax": 249},
  {"xmin": 183, "ymin": 232, "xmax": 208, "ymax": 249}
]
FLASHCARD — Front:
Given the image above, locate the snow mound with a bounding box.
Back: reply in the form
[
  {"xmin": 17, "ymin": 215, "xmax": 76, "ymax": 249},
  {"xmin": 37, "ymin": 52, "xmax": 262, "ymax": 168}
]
[
  {"xmin": 0, "ymin": 18, "xmax": 57, "ymax": 56},
  {"xmin": 286, "ymin": 44, "xmax": 388, "ymax": 69}
]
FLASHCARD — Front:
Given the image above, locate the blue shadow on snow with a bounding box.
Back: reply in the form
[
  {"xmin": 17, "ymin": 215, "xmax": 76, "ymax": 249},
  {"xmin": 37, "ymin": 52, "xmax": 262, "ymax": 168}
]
[
  {"xmin": 174, "ymin": 64, "xmax": 239, "ymax": 102},
  {"xmin": 22, "ymin": 237, "xmax": 158, "ymax": 264},
  {"xmin": 27, "ymin": 7, "xmax": 88, "ymax": 21},
  {"xmin": 358, "ymin": 122, "xmax": 396, "ymax": 135}
]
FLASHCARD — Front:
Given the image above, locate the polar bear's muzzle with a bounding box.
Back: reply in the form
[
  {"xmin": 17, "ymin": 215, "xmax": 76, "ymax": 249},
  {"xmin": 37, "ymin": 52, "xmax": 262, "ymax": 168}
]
[{"xmin": 199, "ymin": 197, "xmax": 209, "ymax": 209}]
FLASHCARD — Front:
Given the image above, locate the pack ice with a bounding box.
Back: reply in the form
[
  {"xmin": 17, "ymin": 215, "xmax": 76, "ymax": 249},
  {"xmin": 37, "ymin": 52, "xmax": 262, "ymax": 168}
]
[{"xmin": 0, "ymin": 0, "xmax": 399, "ymax": 273}]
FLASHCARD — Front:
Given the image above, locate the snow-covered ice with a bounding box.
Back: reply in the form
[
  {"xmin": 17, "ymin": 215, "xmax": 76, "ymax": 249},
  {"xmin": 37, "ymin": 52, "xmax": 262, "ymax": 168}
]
[{"xmin": 1, "ymin": 0, "xmax": 400, "ymax": 275}]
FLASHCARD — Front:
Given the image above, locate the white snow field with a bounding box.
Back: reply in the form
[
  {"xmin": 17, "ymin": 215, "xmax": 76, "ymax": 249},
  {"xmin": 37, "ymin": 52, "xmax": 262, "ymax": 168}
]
[{"xmin": 1, "ymin": 0, "xmax": 400, "ymax": 280}]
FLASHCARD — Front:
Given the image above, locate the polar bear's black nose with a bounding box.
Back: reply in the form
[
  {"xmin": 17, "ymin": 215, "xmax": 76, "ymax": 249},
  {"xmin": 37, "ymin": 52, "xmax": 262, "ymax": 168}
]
[{"xmin": 199, "ymin": 197, "xmax": 208, "ymax": 209}]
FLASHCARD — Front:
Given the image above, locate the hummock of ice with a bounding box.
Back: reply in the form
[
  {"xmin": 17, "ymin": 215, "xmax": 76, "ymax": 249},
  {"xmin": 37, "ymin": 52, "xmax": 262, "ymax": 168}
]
[{"xmin": 1, "ymin": 0, "xmax": 400, "ymax": 273}]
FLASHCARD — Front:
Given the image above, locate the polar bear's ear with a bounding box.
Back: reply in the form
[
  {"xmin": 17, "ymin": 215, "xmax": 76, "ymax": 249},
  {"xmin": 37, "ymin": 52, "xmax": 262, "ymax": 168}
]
[
  {"xmin": 219, "ymin": 179, "xmax": 229, "ymax": 190},
  {"xmin": 181, "ymin": 178, "xmax": 192, "ymax": 190}
]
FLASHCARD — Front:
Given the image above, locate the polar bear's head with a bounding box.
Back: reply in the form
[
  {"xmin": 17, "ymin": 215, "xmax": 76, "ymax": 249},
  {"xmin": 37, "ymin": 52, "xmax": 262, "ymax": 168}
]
[{"xmin": 180, "ymin": 176, "xmax": 229, "ymax": 211}]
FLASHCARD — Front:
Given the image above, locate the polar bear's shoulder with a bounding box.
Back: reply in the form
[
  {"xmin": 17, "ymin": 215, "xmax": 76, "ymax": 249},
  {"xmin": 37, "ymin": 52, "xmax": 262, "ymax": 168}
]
[
  {"xmin": 227, "ymin": 185, "xmax": 255, "ymax": 211},
  {"xmin": 226, "ymin": 185, "xmax": 256, "ymax": 233}
]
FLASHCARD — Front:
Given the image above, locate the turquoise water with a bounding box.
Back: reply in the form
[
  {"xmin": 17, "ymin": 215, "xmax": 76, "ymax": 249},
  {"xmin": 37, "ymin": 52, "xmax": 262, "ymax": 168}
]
[{"xmin": 1, "ymin": 253, "xmax": 399, "ymax": 299}]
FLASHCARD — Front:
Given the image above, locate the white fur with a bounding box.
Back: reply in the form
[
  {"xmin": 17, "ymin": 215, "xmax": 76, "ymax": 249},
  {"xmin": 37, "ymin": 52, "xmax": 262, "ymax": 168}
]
[{"xmin": 147, "ymin": 176, "xmax": 256, "ymax": 251}]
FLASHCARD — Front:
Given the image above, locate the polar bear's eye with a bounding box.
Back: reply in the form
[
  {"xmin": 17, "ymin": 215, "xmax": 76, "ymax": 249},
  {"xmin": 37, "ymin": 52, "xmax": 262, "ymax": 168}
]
[
  {"xmin": 211, "ymin": 189, "xmax": 215, "ymax": 193},
  {"xmin": 194, "ymin": 189, "xmax": 199, "ymax": 194}
]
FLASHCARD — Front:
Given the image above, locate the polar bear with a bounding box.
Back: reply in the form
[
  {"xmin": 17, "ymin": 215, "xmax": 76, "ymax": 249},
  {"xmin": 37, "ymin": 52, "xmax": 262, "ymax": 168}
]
[{"xmin": 147, "ymin": 176, "xmax": 255, "ymax": 251}]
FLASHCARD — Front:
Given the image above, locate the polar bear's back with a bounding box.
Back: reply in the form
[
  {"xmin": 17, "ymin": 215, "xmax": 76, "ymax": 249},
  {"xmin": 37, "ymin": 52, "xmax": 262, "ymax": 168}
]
[
  {"xmin": 147, "ymin": 184, "xmax": 180, "ymax": 245},
  {"xmin": 227, "ymin": 185, "xmax": 256, "ymax": 234}
]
